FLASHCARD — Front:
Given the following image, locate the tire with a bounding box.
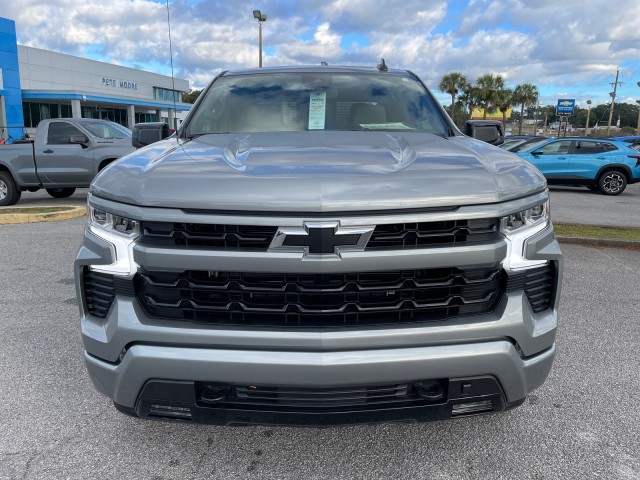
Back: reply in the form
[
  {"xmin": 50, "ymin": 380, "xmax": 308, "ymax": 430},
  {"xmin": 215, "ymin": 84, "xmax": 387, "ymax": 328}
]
[
  {"xmin": 0, "ymin": 171, "xmax": 22, "ymax": 206},
  {"xmin": 46, "ymin": 187, "xmax": 77, "ymax": 198},
  {"xmin": 597, "ymin": 170, "xmax": 627, "ymax": 195}
]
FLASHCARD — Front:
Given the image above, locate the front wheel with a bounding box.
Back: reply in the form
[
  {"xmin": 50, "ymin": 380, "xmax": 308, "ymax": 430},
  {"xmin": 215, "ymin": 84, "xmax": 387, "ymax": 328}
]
[
  {"xmin": 46, "ymin": 187, "xmax": 76, "ymax": 199},
  {"xmin": 597, "ymin": 170, "xmax": 627, "ymax": 195},
  {"xmin": 0, "ymin": 171, "xmax": 22, "ymax": 206}
]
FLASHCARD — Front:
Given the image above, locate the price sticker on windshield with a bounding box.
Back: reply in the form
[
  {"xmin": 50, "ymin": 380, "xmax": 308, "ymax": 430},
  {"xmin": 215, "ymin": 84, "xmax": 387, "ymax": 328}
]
[{"xmin": 308, "ymin": 92, "xmax": 326, "ymax": 130}]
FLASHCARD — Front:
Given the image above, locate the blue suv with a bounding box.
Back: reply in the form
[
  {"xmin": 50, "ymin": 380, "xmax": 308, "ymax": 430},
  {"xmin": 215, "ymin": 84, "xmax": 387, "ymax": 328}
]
[{"xmin": 515, "ymin": 137, "xmax": 640, "ymax": 195}]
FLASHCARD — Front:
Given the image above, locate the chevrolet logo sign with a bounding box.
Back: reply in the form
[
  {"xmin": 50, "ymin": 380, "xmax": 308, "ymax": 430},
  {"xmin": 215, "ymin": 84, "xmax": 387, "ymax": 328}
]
[
  {"xmin": 269, "ymin": 222, "xmax": 375, "ymax": 256},
  {"xmin": 558, "ymin": 100, "xmax": 573, "ymax": 106}
]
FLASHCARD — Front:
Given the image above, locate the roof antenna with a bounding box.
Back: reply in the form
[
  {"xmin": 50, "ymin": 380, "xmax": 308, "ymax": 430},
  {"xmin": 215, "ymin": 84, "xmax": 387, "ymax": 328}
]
[
  {"xmin": 165, "ymin": 0, "xmax": 178, "ymax": 137},
  {"xmin": 377, "ymin": 58, "xmax": 388, "ymax": 72}
]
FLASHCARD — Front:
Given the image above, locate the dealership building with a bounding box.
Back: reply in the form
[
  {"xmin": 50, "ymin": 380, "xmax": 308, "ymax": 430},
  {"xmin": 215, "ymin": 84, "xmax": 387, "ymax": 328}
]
[{"xmin": 0, "ymin": 16, "xmax": 191, "ymax": 141}]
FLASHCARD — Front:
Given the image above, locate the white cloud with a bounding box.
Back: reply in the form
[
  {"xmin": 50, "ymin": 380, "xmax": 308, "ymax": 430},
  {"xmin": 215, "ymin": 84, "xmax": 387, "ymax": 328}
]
[{"xmin": 2, "ymin": 0, "xmax": 638, "ymax": 103}]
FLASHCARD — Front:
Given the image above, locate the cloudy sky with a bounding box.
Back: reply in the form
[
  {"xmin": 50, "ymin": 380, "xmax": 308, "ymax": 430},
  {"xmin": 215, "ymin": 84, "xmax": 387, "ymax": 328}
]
[{"xmin": 4, "ymin": 0, "xmax": 640, "ymax": 108}]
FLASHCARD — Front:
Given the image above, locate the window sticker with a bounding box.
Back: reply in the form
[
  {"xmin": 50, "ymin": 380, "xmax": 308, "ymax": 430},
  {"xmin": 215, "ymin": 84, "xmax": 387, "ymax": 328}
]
[{"xmin": 308, "ymin": 92, "xmax": 326, "ymax": 130}]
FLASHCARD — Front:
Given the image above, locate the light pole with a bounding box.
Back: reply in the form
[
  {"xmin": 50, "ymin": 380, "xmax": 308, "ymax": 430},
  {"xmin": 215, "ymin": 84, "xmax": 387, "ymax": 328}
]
[
  {"xmin": 253, "ymin": 9, "xmax": 267, "ymax": 68},
  {"xmin": 606, "ymin": 68, "xmax": 621, "ymax": 135},
  {"xmin": 636, "ymin": 81, "xmax": 640, "ymax": 136},
  {"xmin": 585, "ymin": 99, "xmax": 592, "ymax": 136}
]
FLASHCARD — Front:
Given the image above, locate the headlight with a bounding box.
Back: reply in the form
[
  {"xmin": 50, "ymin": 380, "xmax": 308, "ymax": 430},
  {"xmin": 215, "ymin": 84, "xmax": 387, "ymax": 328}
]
[
  {"xmin": 88, "ymin": 206, "xmax": 140, "ymax": 275},
  {"xmin": 500, "ymin": 200, "xmax": 550, "ymax": 270},
  {"xmin": 501, "ymin": 201, "xmax": 549, "ymax": 233}
]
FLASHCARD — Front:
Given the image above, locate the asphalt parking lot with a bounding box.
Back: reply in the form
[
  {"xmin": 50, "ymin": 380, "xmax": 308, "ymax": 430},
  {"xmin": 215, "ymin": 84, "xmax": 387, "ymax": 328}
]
[{"xmin": 0, "ymin": 187, "xmax": 639, "ymax": 479}]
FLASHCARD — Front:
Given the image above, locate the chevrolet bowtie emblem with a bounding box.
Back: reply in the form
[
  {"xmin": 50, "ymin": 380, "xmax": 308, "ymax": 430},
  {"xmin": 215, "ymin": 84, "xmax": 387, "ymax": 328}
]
[{"xmin": 269, "ymin": 222, "xmax": 375, "ymax": 256}]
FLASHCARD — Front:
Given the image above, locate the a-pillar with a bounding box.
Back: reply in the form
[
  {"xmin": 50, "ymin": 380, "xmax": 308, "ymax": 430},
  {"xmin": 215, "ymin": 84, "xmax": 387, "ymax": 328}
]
[{"xmin": 127, "ymin": 104, "xmax": 135, "ymax": 129}]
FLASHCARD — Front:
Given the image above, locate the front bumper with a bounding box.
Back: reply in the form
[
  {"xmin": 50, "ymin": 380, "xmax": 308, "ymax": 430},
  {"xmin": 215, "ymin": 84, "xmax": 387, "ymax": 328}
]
[{"xmin": 89, "ymin": 340, "xmax": 552, "ymax": 425}]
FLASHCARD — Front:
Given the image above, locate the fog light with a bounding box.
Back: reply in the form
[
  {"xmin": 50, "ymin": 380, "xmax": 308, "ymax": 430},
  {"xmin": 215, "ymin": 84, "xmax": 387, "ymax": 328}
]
[
  {"xmin": 413, "ymin": 381, "xmax": 444, "ymax": 401},
  {"xmin": 200, "ymin": 384, "xmax": 230, "ymax": 403},
  {"xmin": 451, "ymin": 400, "xmax": 493, "ymax": 416},
  {"xmin": 148, "ymin": 404, "xmax": 192, "ymax": 419}
]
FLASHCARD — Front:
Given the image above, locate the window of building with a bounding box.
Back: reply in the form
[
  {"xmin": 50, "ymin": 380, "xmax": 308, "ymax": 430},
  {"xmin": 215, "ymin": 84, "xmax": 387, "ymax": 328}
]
[
  {"xmin": 22, "ymin": 102, "xmax": 69, "ymax": 128},
  {"xmin": 81, "ymin": 106, "xmax": 128, "ymax": 127},
  {"xmin": 135, "ymin": 112, "xmax": 158, "ymax": 123},
  {"xmin": 153, "ymin": 87, "xmax": 182, "ymax": 103}
]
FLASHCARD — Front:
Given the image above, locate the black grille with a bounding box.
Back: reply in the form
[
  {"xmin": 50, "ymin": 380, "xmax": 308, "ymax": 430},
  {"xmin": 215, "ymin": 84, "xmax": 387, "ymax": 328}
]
[
  {"xmin": 197, "ymin": 382, "xmax": 441, "ymax": 411},
  {"xmin": 83, "ymin": 269, "xmax": 115, "ymax": 318},
  {"xmin": 506, "ymin": 263, "xmax": 555, "ymax": 313},
  {"xmin": 135, "ymin": 266, "xmax": 504, "ymax": 328},
  {"xmin": 138, "ymin": 218, "xmax": 499, "ymax": 251},
  {"xmin": 139, "ymin": 222, "xmax": 278, "ymax": 250},
  {"xmin": 83, "ymin": 268, "xmax": 135, "ymax": 318},
  {"xmin": 366, "ymin": 218, "xmax": 499, "ymax": 249}
]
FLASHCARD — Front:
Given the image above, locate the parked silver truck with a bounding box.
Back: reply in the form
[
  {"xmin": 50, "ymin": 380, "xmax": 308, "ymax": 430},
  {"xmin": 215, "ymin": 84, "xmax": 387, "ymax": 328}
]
[
  {"xmin": 75, "ymin": 65, "xmax": 563, "ymax": 426},
  {"xmin": 0, "ymin": 118, "xmax": 135, "ymax": 206}
]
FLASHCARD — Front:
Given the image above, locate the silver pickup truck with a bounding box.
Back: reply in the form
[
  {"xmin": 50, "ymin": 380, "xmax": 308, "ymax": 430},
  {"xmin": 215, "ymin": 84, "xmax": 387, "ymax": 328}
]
[
  {"xmin": 0, "ymin": 118, "xmax": 134, "ymax": 206},
  {"xmin": 75, "ymin": 65, "xmax": 562, "ymax": 426}
]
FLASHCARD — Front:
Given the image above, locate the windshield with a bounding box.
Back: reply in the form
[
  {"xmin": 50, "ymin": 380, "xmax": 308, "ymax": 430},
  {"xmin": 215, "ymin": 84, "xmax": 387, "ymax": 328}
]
[
  {"xmin": 515, "ymin": 138, "xmax": 549, "ymax": 153},
  {"xmin": 187, "ymin": 72, "xmax": 449, "ymax": 136},
  {"xmin": 84, "ymin": 122, "xmax": 132, "ymax": 139},
  {"xmin": 499, "ymin": 139, "xmax": 526, "ymax": 150}
]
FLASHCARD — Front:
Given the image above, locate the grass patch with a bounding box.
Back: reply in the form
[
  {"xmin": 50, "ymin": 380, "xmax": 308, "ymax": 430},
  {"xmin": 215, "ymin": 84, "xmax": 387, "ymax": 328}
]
[
  {"xmin": 554, "ymin": 223, "xmax": 640, "ymax": 240},
  {"xmin": 0, "ymin": 206, "xmax": 72, "ymax": 215}
]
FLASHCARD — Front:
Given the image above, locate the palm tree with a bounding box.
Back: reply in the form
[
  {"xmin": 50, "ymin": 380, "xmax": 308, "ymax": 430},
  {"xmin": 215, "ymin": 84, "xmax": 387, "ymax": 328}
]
[
  {"xmin": 475, "ymin": 74, "xmax": 505, "ymax": 120},
  {"xmin": 459, "ymin": 84, "xmax": 481, "ymax": 119},
  {"xmin": 493, "ymin": 88, "xmax": 513, "ymax": 130},
  {"xmin": 512, "ymin": 83, "xmax": 539, "ymax": 135},
  {"xmin": 438, "ymin": 72, "xmax": 469, "ymax": 123}
]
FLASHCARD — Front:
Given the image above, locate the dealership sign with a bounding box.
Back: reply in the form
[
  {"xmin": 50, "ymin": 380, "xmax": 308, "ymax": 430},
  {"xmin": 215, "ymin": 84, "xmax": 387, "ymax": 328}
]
[
  {"xmin": 556, "ymin": 99, "xmax": 575, "ymax": 115},
  {"xmin": 101, "ymin": 77, "xmax": 139, "ymax": 91}
]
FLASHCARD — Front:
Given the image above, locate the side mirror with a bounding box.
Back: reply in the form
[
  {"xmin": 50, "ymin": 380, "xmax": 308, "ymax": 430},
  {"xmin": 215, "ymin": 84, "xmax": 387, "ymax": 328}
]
[
  {"xmin": 132, "ymin": 122, "xmax": 170, "ymax": 148},
  {"xmin": 464, "ymin": 120, "xmax": 505, "ymax": 146},
  {"xmin": 69, "ymin": 135, "xmax": 89, "ymax": 148},
  {"xmin": 531, "ymin": 150, "xmax": 543, "ymax": 156}
]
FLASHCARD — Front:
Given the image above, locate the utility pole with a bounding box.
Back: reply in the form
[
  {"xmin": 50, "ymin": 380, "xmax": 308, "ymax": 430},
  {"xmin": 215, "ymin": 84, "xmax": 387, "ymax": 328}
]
[{"xmin": 606, "ymin": 68, "xmax": 622, "ymax": 135}]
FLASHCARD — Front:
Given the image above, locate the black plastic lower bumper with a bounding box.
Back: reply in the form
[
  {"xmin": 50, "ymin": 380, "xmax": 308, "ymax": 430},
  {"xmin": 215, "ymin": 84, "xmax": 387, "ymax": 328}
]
[{"xmin": 114, "ymin": 376, "xmax": 525, "ymax": 426}]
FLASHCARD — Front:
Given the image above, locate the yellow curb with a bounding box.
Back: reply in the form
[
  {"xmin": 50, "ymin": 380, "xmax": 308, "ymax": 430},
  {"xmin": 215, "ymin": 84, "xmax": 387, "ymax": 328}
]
[{"xmin": 0, "ymin": 206, "xmax": 87, "ymax": 224}]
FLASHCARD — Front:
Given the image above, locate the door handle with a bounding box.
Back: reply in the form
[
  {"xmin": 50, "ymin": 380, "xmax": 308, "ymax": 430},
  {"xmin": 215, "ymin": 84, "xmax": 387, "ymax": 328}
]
[{"xmin": 43, "ymin": 149, "xmax": 54, "ymax": 154}]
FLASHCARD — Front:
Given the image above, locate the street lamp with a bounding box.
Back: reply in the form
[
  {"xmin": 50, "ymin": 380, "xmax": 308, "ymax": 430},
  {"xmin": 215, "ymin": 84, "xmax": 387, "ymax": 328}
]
[
  {"xmin": 636, "ymin": 99, "xmax": 640, "ymax": 136},
  {"xmin": 585, "ymin": 100, "xmax": 592, "ymax": 136},
  {"xmin": 253, "ymin": 9, "xmax": 267, "ymax": 68}
]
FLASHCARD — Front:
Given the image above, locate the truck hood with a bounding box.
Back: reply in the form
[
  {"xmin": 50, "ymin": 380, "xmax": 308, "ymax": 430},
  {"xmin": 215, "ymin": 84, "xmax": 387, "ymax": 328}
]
[{"xmin": 91, "ymin": 131, "xmax": 546, "ymax": 212}]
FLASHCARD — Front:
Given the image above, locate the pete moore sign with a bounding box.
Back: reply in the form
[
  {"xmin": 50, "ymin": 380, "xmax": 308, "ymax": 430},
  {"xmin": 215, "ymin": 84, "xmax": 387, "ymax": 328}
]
[{"xmin": 101, "ymin": 77, "xmax": 139, "ymax": 91}]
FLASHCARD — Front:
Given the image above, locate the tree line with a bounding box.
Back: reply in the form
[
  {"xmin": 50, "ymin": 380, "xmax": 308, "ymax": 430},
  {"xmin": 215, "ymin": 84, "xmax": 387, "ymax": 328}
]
[
  {"xmin": 438, "ymin": 72, "xmax": 538, "ymax": 135},
  {"xmin": 438, "ymin": 72, "xmax": 640, "ymax": 132}
]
